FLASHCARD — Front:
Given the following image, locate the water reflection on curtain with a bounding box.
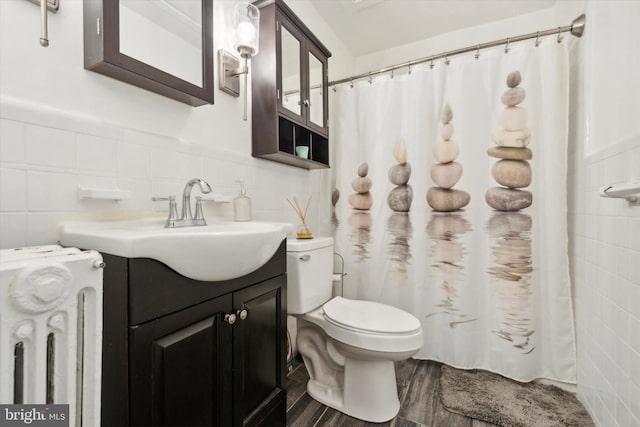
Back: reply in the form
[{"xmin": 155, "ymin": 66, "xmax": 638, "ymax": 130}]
[{"xmin": 331, "ymin": 41, "xmax": 576, "ymax": 383}]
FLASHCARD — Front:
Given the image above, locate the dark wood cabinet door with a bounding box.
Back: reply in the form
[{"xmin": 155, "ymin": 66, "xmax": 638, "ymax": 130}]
[
  {"xmin": 233, "ymin": 276, "xmax": 287, "ymax": 427},
  {"xmin": 129, "ymin": 295, "xmax": 233, "ymax": 427}
]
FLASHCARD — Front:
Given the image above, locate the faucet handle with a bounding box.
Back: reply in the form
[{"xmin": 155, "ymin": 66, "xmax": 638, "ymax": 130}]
[
  {"xmin": 194, "ymin": 196, "xmax": 205, "ymax": 221},
  {"xmin": 152, "ymin": 196, "xmax": 178, "ymax": 223}
]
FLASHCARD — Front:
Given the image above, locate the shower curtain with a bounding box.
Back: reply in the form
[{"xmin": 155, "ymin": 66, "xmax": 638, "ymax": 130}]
[{"xmin": 331, "ymin": 41, "xmax": 576, "ymax": 383}]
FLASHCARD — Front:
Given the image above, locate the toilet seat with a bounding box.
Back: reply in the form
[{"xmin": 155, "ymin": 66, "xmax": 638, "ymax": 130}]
[
  {"xmin": 301, "ymin": 297, "xmax": 423, "ymax": 353},
  {"xmin": 323, "ymin": 296, "xmax": 421, "ymax": 335}
]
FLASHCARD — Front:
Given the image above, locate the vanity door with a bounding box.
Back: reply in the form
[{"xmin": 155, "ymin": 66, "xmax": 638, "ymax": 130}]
[
  {"xmin": 128, "ymin": 295, "xmax": 233, "ymax": 427},
  {"xmin": 232, "ymin": 276, "xmax": 287, "ymax": 427}
]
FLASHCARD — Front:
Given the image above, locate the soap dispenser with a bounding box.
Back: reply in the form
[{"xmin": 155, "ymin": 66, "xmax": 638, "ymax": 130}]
[{"xmin": 233, "ymin": 180, "xmax": 252, "ymax": 221}]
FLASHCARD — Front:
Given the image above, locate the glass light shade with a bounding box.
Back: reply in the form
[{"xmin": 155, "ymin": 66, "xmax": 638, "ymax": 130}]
[{"xmin": 234, "ymin": 3, "xmax": 260, "ymax": 57}]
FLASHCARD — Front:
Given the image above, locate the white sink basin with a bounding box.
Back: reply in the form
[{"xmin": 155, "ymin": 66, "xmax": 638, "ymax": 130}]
[{"xmin": 57, "ymin": 218, "xmax": 290, "ymax": 282}]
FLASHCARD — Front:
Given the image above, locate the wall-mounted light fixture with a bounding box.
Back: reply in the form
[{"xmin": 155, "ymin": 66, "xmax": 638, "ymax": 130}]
[
  {"xmin": 25, "ymin": 0, "xmax": 59, "ymax": 47},
  {"xmin": 219, "ymin": 2, "xmax": 260, "ymax": 121}
]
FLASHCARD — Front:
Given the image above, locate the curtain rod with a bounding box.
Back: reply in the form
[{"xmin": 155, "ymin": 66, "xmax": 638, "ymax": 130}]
[{"xmin": 329, "ymin": 14, "xmax": 585, "ymax": 87}]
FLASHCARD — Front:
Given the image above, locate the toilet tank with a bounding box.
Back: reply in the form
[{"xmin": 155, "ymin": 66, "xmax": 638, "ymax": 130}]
[{"xmin": 286, "ymin": 236, "xmax": 334, "ymax": 314}]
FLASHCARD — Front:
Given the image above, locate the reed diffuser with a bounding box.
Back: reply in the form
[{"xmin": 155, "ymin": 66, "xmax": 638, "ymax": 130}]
[{"xmin": 287, "ymin": 196, "xmax": 313, "ymax": 239}]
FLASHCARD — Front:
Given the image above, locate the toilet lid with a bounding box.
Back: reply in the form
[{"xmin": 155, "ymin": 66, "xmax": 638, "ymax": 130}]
[{"xmin": 323, "ymin": 297, "xmax": 420, "ymax": 334}]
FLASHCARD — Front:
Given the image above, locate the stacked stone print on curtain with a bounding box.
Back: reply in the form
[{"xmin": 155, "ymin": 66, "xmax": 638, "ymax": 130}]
[{"xmin": 331, "ymin": 40, "xmax": 576, "ymax": 383}]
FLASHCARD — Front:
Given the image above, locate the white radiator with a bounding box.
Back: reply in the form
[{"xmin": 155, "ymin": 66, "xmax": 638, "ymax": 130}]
[{"xmin": 0, "ymin": 245, "xmax": 104, "ymax": 427}]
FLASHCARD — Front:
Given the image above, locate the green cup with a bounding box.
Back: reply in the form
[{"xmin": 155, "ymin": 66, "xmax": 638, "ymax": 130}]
[{"xmin": 295, "ymin": 146, "xmax": 309, "ymax": 159}]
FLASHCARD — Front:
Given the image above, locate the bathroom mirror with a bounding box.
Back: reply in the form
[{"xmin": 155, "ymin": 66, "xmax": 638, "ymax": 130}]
[
  {"xmin": 281, "ymin": 24, "xmax": 301, "ymax": 116},
  {"xmin": 308, "ymin": 51, "xmax": 323, "ymax": 127},
  {"xmin": 83, "ymin": 0, "xmax": 214, "ymax": 106}
]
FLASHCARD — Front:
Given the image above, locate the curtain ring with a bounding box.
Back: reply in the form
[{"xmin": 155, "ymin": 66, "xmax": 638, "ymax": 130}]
[
  {"xmin": 474, "ymin": 45, "xmax": 480, "ymax": 60},
  {"xmin": 349, "ymin": 78, "xmax": 354, "ymax": 88},
  {"xmin": 504, "ymin": 38, "xmax": 510, "ymax": 54},
  {"xmin": 444, "ymin": 53, "xmax": 450, "ymax": 66},
  {"xmin": 429, "ymin": 57, "xmax": 434, "ymax": 69},
  {"xmin": 535, "ymin": 31, "xmax": 541, "ymax": 47},
  {"xmin": 407, "ymin": 61, "xmax": 412, "ymax": 75},
  {"xmin": 331, "ymin": 85, "xmax": 336, "ymax": 93},
  {"xmin": 368, "ymin": 73, "xmax": 372, "ymax": 84},
  {"xmin": 557, "ymin": 27, "xmax": 563, "ymax": 43},
  {"xmin": 390, "ymin": 68, "xmax": 394, "ymax": 79}
]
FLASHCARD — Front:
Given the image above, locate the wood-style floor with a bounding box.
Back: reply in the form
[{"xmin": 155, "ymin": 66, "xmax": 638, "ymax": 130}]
[{"xmin": 286, "ymin": 358, "xmax": 498, "ymax": 427}]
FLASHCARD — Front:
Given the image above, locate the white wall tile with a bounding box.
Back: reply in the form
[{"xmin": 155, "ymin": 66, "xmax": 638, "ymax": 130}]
[
  {"xmin": 0, "ymin": 168, "xmax": 27, "ymax": 211},
  {"xmin": 123, "ymin": 129, "xmax": 177, "ymax": 148},
  {"xmin": 0, "ymin": 118, "xmax": 25, "ymax": 163},
  {"xmin": 118, "ymin": 142, "xmax": 151, "ymax": 178},
  {"xmin": 117, "ymin": 177, "xmax": 152, "ymax": 213},
  {"xmin": 613, "ymin": 278, "xmax": 629, "ymax": 313},
  {"xmin": 0, "ymin": 213, "xmax": 26, "ymax": 248},
  {"xmin": 77, "ymin": 133, "xmax": 118, "ymax": 173},
  {"xmin": 618, "ymin": 248, "xmax": 639, "ymax": 283},
  {"xmin": 629, "ymin": 315, "xmax": 640, "ymax": 354},
  {"xmin": 604, "ymin": 152, "xmax": 630, "ymax": 187},
  {"xmin": 27, "ymin": 171, "xmax": 77, "ymax": 211},
  {"xmin": 176, "ymin": 153, "xmax": 203, "ymax": 182},
  {"xmin": 77, "ymin": 174, "xmax": 118, "ymax": 190},
  {"xmin": 629, "ymin": 380, "xmax": 640, "ymax": 423},
  {"xmin": 200, "ymin": 156, "xmax": 219, "ymax": 184},
  {"xmin": 26, "ymin": 213, "xmax": 71, "ymax": 247},
  {"xmin": 632, "ymin": 146, "xmax": 640, "ymax": 182},
  {"xmin": 629, "ymin": 219, "xmax": 640, "ymax": 252},
  {"xmin": 629, "ymin": 349, "xmax": 640, "ymax": 389},
  {"xmin": 25, "ymin": 124, "xmax": 76, "ymax": 169},
  {"xmin": 2, "ymin": 105, "xmax": 328, "ymax": 246},
  {"xmin": 64, "ymin": 115, "xmax": 124, "ymax": 142},
  {"xmin": 587, "ymin": 161, "xmax": 604, "ymax": 191},
  {"xmin": 151, "ymin": 147, "xmax": 179, "ymax": 180},
  {"xmin": 571, "ymin": 9, "xmax": 640, "ymax": 417}
]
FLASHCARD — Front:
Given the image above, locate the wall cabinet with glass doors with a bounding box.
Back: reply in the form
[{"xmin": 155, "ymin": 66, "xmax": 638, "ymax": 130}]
[{"xmin": 251, "ymin": 0, "xmax": 332, "ymax": 169}]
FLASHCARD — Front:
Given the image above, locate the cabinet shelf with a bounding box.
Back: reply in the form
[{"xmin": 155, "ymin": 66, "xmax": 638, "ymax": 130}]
[
  {"xmin": 263, "ymin": 116, "xmax": 328, "ymax": 169},
  {"xmin": 251, "ymin": 0, "xmax": 332, "ymax": 170}
]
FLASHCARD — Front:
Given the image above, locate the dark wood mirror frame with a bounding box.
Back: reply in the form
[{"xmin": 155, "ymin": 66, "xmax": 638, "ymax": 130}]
[{"xmin": 83, "ymin": 0, "xmax": 214, "ymax": 106}]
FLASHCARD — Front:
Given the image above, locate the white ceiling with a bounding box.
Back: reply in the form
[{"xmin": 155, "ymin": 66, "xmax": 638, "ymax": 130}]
[{"xmin": 308, "ymin": 0, "xmax": 556, "ymax": 57}]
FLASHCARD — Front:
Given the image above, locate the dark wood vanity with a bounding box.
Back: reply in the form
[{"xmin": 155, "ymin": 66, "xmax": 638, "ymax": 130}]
[
  {"xmin": 101, "ymin": 241, "xmax": 287, "ymax": 427},
  {"xmin": 251, "ymin": 0, "xmax": 332, "ymax": 169}
]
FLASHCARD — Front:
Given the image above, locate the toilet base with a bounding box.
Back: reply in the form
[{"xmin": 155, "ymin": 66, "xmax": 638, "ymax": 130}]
[
  {"xmin": 306, "ymin": 378, "xmax": 344, "ymax": 412},
  {"xmin": 306, "ymin": 358, "xmax": 400, "ymax": 423}
]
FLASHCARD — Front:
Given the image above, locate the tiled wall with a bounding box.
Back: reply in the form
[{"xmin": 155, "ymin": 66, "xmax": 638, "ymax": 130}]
[
  {"xmin": 0, "ymin": 97, "xmax": 333, "ymax": 249},
  {"xmin": 567, "ymin": 2, "xmax": 640, "ymax": 425},
  {"xmin": 0, "ymin": 0, "xmax": 349, "ymax": 251},
  {"xmin": 569, "ymin": 136, "xmax": 640, "ymax": 426}
]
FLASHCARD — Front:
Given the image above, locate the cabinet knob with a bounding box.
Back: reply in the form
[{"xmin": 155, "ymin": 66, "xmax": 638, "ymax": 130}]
[
  {"xmin": 237, "ymin": 309, "xmax": 248, "ymax": 320},
  {"xmin": 224, "ymin": 313, "xmax": 237, "ymax": 325}
]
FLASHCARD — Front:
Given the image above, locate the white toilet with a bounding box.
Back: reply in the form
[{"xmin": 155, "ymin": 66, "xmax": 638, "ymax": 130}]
[{"xmin": 287, "ymin": 237, "xmax": 423, "ymax": 423}]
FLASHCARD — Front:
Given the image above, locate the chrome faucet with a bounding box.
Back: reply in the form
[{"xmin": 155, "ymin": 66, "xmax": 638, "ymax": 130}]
[
  {"xmin": 153, "ymin": 178, "xmax": 212, "ymax": 228},
  {"xmin": 182, "ymin": 178, "xmax": 212, "ymax": 222}
]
